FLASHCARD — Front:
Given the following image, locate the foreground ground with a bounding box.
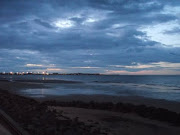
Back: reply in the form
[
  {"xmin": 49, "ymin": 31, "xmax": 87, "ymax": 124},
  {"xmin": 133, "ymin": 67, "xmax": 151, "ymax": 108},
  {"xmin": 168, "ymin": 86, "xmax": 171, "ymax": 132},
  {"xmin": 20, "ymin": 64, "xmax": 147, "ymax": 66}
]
[
  {"xmin": 49, "ymin": 106, "xmax": 180, "ymax": 135},
  {"xmin": 0, "ymin": 124, "xmax": 12, "ymax": 135}
]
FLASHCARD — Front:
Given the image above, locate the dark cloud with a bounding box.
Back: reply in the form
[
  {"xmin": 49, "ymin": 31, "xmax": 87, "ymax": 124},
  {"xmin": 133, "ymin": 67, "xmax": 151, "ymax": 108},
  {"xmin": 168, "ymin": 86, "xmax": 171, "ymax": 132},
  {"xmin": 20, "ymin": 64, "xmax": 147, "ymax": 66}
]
[
  {"xmin": 34, "ymin": 19, "xmax": 54, "ymax": 29},
  {"xmin": 164, "ymin": 27, "xmax": 180, "ymax": 34}
]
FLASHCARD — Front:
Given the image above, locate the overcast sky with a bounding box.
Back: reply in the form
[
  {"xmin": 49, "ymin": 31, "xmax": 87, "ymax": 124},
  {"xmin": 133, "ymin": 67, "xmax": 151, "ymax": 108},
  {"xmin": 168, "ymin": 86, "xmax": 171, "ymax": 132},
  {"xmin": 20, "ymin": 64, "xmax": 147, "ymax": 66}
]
[{"xmin": 0, "ymin": 0, "xmax": 180, "ymax": 74}]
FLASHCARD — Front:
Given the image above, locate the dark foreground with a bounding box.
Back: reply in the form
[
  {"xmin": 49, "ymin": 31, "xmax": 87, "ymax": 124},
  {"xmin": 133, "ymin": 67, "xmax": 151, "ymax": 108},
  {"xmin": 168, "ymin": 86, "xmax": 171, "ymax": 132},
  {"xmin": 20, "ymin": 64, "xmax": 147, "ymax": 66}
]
[{"xmin": 0, "ymin": 89, "xmax": 180, "ymax": 135}]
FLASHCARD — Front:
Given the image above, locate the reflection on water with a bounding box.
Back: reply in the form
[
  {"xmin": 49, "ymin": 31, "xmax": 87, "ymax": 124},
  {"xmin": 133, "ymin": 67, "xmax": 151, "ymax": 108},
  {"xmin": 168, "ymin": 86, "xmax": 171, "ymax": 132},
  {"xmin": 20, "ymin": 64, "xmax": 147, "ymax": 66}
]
[
  {"xmin": 21, "ymin": 82, "xmax": 180, "ymax": 102},
  {"xmin": 1, "ymin": 75, "xmax": 180, "ymax": 101}
]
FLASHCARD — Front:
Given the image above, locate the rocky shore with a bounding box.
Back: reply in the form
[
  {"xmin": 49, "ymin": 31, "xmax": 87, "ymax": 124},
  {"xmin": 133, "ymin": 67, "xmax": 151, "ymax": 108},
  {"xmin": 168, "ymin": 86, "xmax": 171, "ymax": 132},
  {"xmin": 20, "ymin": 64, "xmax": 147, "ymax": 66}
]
[
  {"xmin": 0, "ymin": 89, "xmax": 107, "ymax": 135},
  {"xmin": 43, "ymin": 100, "xmax": 180, "ymax": 126}
]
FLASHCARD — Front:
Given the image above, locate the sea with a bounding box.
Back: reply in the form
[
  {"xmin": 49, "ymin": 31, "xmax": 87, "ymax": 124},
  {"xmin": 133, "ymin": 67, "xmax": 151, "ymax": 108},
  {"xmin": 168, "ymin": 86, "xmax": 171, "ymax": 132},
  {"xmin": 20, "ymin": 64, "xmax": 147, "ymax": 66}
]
[{"xmin": 0, "ymin": 75, "xmax": 180, "ymax": 102}]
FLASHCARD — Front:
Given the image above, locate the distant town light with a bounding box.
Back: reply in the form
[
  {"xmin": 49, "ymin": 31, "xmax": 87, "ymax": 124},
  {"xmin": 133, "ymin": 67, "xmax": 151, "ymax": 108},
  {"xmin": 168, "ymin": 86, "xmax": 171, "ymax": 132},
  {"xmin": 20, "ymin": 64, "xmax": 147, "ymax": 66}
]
[{"xmin": 10, "ymin": 72, "xmax": 13, "ymax": 75}]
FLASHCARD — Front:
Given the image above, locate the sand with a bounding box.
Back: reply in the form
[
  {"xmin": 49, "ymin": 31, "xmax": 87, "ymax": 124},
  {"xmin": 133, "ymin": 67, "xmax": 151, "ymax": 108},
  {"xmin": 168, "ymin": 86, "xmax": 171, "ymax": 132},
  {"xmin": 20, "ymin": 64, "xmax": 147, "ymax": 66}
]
[{"xmin": 49, "ymin": 106, "xmax": 180, "ymax": 135}]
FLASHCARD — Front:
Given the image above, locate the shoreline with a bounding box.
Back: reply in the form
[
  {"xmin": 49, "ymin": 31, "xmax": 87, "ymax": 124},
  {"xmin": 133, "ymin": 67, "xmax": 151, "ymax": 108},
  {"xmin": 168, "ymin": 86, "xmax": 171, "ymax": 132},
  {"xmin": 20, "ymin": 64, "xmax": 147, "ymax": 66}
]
[
  {"xmin": 0, "ymin": 81, "xmax": 180, "ymax": 134},
  {"xmin": 1, "ymin": 80, "xmax": 180, "ymax": 113},
  {"xmin": 36, "ymin": 94, "xmax": 180, "ymax": 113}
]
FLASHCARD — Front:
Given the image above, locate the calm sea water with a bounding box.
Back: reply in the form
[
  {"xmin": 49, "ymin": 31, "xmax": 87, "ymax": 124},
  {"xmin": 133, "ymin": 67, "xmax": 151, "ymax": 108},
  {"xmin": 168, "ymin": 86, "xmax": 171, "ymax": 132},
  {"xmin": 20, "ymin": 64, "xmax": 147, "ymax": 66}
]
[{"xmin": 1, "ymin": 75, "xmax": 180, "ymax": 102}]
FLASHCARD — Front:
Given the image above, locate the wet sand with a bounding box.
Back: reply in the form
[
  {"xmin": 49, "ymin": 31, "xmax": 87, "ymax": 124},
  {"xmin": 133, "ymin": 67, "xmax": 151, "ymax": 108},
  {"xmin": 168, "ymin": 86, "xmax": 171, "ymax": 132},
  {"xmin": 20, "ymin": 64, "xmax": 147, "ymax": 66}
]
[
  {"xmin": 0, "ymin": 81, "xmax": 46, "ymax": 91},
  {"xmin": 41, "ymin": 94, "xmax": 180, "ymax": 113}
]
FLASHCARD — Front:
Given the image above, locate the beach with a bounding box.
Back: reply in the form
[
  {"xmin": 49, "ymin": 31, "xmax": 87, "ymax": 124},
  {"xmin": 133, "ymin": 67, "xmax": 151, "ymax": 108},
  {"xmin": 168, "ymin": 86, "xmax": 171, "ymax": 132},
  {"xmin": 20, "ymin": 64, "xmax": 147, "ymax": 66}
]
[
  {"xmin": 1, "ymin": 0, "xmax": 180, "ymax": 134},
  {"xmin": 0, "ymin": 79, "xmax": 180, "ymax": 135}
]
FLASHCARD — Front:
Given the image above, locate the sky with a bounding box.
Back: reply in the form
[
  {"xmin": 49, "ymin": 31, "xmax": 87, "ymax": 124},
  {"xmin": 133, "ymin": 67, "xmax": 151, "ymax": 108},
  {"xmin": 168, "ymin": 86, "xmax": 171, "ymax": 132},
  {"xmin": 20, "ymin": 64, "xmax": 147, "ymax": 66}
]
[{"xmin": 0, "ymin": 0, "xmax": 180, "ymax": 75}]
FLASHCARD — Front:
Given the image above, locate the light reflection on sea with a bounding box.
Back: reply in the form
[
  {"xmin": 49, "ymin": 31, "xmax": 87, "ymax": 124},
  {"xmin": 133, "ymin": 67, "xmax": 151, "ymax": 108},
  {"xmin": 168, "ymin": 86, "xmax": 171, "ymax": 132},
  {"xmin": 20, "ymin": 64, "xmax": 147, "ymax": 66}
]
[
  {"xmin": 21, "ymin": 81, "xmax": 180, "ymax": 102},
  {"xmin": 1, "ymin": 75, "xmax": 180, "ymax": 102}
]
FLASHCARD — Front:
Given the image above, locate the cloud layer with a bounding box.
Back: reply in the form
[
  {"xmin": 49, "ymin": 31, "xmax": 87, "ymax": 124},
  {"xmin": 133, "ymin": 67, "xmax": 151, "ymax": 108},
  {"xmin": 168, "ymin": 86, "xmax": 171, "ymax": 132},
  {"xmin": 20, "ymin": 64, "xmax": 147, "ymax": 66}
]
[{"xmin": 0, "ymin": 0, "xmax": 180, "ymax": 74}]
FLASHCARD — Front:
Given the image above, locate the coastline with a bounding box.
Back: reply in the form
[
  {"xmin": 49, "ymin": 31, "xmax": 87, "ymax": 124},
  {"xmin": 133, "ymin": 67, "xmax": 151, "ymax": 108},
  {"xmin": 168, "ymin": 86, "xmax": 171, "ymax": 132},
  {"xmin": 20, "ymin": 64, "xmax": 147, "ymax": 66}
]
[{"xmin": 0, "ymin": 80, "xmax": 180, "ymax": 135}]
